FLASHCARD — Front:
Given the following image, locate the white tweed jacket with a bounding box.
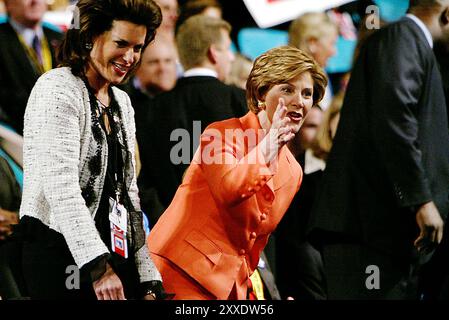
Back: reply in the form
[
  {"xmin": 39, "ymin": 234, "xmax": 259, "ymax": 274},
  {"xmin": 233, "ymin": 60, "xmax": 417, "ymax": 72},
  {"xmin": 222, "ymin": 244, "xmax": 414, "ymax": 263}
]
[{"xmin": 20, "ymin": 67, "xmax": 161, "ymax": 283}]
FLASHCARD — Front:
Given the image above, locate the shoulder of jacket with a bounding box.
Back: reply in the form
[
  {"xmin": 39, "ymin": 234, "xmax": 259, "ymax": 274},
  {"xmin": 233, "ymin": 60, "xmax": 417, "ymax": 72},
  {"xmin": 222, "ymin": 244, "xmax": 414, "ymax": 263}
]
[
  {"xmin": 112, "ymin": 86, "xmax": 131, "ymax": 107},
  {"xmin": 32, "ymin": 68, "xmax": 86, "ymax": 103},
  {"xmin": 37, "ymin": 67, "xmax": 78, "ymax": 83},
  {"xmin": 205, "ymin": 116, "xmax": 241, "ymax": 133}
]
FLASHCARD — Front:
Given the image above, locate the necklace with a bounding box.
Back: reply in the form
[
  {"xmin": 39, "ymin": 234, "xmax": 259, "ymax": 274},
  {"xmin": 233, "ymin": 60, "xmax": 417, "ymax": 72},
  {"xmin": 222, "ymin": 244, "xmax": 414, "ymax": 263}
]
[
  {"xmin": 96, "ymin": 98, "xmax": 113, "ymax": 134},
  {"xmin": 97, "ymin": 98, "xmax": 110, "ymax": 110}
]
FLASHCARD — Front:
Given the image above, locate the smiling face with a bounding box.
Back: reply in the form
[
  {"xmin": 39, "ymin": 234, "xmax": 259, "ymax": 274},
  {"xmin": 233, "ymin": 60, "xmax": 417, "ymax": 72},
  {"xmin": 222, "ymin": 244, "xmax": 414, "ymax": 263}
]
[
  {"xmin": 262, "ymin": 71, "xmax": 315, "ymax": 131},
  {"xmin": 86, "ymin": 20, "xmax": 147, "ymax": 89}
]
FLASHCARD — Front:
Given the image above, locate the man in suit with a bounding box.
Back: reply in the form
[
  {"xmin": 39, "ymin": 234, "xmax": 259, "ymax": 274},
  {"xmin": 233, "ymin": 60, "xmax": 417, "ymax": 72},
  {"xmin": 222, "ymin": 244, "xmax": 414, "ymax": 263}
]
[
  {"xmin": 122, "ymin": 35, "xmax": 178, "ymax": 225},
  {"xmin": 0, "ymin": 0, "xmax": 62, "ymax": 135},
  {"xmin": 126, "ymin": 35, "xmax": 178, "ymax": 132},
  {"xmin": 419, "ymin": 20, "xmax": 449, "ymax": 300},
  {"xmin": 138, "ymin": 15, "xmax": 247, "ymax": 212},
  {"xmin": 307, "ymin": 0, "xmax": 449, "ymax": 299}
]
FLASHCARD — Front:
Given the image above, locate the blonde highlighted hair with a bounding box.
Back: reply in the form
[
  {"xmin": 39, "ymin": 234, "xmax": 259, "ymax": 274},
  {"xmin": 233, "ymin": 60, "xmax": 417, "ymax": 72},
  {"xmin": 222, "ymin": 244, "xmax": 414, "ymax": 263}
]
[
  {"xmin": 246, "ymin": 46, "xmax": 327, "ymax": 113},
  {"xmin": 312, "ymin": 90, "xmax": 344, "ymax": 160},
  {"xmin": 288, "ymin": 12, "xmax": 338, "ymax": 54}
]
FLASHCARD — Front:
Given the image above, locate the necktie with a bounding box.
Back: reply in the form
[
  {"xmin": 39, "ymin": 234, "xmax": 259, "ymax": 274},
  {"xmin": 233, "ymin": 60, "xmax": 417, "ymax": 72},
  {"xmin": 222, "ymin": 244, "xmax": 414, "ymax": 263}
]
[{"xmin": 32, "ymin": 34, "xmax": 42, "ymax": 65}]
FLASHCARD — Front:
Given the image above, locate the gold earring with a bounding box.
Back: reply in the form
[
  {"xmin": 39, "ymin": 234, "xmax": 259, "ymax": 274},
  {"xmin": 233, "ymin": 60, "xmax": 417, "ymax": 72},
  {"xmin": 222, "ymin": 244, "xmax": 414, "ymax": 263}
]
[{"xmin": 258, "ymin": 101, "xmax": 266, "ymax": 110}]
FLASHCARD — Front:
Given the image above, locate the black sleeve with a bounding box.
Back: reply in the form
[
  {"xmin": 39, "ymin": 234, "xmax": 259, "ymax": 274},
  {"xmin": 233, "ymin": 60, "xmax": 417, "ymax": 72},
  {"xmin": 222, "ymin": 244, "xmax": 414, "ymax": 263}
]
[
  {"xmin": 79, "ymin": 253, "xmax": 111, "ymax": 283},
  {"xmin": 365, "ymin": 26, "xmax": 432, "ymax": 208}
]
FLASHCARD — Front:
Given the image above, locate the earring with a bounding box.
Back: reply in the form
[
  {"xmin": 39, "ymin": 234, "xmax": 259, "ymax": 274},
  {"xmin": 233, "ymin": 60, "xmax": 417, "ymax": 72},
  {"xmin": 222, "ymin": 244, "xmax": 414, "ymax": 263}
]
[
  {"xmin": 85, "ymin": 43, "xmax": 93, "ymax": 50},
  {"xmin": 258, "ymin": 101, "xmax": 266, "ymax": 111}
]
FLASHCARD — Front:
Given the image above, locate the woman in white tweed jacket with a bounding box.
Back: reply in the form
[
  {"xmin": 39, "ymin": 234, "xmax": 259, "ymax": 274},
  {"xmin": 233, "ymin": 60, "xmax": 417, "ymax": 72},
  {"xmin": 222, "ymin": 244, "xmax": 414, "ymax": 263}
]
[{"xmin": 17, "ymin": 0, "xmax": 166, "ymax": 300}]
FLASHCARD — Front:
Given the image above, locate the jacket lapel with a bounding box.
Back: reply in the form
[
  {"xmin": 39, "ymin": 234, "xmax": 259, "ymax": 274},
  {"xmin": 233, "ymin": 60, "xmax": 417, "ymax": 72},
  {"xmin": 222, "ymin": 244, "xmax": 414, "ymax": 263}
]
[{"xmin": 111, "ymin": 88, "xmax": 134, "ymax": 196}]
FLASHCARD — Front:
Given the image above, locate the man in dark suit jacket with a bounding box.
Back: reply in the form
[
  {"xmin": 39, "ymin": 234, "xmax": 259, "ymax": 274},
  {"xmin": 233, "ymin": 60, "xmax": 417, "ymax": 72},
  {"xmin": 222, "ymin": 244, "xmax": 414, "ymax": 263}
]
[
  {"xmin": 121, "ymin": 35, "xmax": 179, "ymax": 225},
  {"xmin": 138, "ymin": 15, "xmax": 247, "ymax": 214},
  {"xmin": 0, "ymin": 0, "xmax": 62, "ymax": 135},
  {"xmin": 307, "ymin": 0, "xmax": 449, "ymax": 299}
]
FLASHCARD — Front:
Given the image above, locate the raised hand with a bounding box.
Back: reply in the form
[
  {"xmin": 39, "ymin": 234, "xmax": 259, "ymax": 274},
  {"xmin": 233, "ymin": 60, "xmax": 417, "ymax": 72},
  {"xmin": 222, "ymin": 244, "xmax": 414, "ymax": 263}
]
[{"xmin": 261, "ymin": 98, "xmax": 298, "ymax": 165}]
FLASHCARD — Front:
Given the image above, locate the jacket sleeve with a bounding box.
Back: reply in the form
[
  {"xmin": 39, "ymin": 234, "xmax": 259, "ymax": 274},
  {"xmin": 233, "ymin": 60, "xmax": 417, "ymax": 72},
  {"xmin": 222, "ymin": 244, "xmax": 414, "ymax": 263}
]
[
  {"xmin": 365, "ymin": 25, "xmax": 432, "ymax": 208},
  {"xmin": 27, "ymin": 72, "xmax": 109, "ymax": 269},
  {"xmin": 196, "ymin": 122, "xmax": 275, "ymax": 208}
]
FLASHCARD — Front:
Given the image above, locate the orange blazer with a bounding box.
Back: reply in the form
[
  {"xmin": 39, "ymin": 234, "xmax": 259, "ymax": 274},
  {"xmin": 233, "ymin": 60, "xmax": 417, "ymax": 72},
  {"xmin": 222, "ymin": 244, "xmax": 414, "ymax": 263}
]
[{"xmin": 148, "ymin": 111, "xmax": 302, "ymax": 299}]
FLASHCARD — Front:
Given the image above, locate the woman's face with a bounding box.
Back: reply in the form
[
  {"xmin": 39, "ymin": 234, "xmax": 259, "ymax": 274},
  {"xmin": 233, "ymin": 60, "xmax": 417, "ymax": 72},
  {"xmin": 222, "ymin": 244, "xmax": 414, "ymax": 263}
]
[
  {"xmin": 262, "ymin": 71, "xmax": 315, "ymax": 132},
  {"xmin": 310, "ymin": 30, "xmax": 338, "ymax": 67},
  {"xmin": 87, "ymin": 20, "xmax": 147, "ymax": 87},
  {"xmin": 156, "ymin": 0, "xmax": 179, "ymax": 34}
]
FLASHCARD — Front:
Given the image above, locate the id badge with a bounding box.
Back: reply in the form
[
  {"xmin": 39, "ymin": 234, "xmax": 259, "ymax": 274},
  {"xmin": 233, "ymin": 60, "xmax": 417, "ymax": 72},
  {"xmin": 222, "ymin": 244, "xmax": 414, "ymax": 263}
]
[
  {"xmin": 110, "ymin": 222, "xmax": 128, "ymax": 258},
  {"xmin": 108, "ymin": 197, "xmax": 128, "ymax": 231},
  {"xmin": 108, "ymin": 197, "xmax": 129, "ymax": 258}
]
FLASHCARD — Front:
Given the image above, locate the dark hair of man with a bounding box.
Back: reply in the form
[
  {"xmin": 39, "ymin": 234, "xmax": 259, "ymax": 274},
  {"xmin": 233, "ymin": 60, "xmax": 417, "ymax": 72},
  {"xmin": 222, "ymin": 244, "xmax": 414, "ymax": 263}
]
[
  {"xmin": 57, "ymin": 0, "xmax": 162, "ymax": 77},
  {"xmin": 176, "ymin": 0, "xmax": 222, "ymax": 32}
]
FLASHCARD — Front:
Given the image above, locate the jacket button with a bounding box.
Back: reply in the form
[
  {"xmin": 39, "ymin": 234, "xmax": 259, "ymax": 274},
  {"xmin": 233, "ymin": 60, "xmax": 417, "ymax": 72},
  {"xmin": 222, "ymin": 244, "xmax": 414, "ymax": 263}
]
[
  {"xmin": 260, "ymin": 213, "xmax": 267, "ymax": 221},
  {"xmin": 241, "ymin": 193, "xmax": 247, "ymax": 198},
  {"xmin": 239, "ymin": 249, "xmax": 246, "ymax": 255},
  {"xmin": 250, "ymin": 232, "xmax": 257, "ymax": 239},
  {"xmin": 248, "ymin": 187, "xmax": 254, "ymax": 192}
]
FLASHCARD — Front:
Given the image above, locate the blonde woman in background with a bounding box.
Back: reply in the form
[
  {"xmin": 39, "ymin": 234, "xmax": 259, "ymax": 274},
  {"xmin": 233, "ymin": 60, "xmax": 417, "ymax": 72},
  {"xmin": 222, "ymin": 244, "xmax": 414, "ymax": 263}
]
[
  {"xmin": 225, "ymin": 53, "xmax": 252, "ymax": 90},
  {"xmin": 289, "ymin": 12, "xmax": 338, "ymax": 110},
  {"xmin": 311, "ymin": 90, "xmax": 344, "ymax": 161}
]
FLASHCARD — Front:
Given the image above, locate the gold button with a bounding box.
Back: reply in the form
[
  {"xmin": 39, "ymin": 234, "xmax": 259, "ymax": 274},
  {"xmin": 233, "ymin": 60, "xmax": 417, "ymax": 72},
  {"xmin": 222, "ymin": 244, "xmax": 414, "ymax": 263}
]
[
  {"xmin": 250, "ymin": 232, "xmax": 257, "ymax": 239},
  {"xmin": 241, "ymin": 193, "xmax": 247, "ymax": 198},
  {"xmin": 248, "ymin": 187, "xmax": 254, "ymax": 192},
  {"xmin": 260, "ymin": 213, "xmax": 267, "ymax": 221},
  {"xmin": 239, "ymin": 249, "xmax": 246, "ymax": 255}
]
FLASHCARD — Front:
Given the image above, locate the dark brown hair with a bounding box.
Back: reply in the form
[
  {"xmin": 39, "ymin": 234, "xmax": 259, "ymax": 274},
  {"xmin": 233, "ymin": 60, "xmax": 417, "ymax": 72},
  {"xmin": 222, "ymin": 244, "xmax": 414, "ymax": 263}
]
[{"xmin": 57, "ymin": 0, "xmax": 162, "ymax": 77}]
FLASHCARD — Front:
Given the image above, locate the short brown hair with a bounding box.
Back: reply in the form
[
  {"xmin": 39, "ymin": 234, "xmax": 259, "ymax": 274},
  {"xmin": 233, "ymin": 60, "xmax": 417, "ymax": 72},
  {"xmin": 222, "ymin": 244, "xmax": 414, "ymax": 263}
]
[
  {"xmin": 176, "ymin": 15, "xmax": 230, "ymax": 70},
  {"xmin": 246, "ymin": 46, "xmax": 327, "ymax": 113},
  {"xmin": 57, "ymin": 0, "xmax": 162, "ymax": 77}
]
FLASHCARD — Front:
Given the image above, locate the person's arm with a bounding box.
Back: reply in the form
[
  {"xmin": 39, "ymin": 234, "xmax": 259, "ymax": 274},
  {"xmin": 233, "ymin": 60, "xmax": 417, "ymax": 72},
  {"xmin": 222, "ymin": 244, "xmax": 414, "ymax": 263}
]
[
  {"xmin": 28, "ymin": 72, "xmax": 110, "ymax": 271},
  {"xmin": 199, "ymin": 99, "xmax": 295, "ymax": 208},
  {"xmin": 0, "ymin": 208, "xmax": 19, "ymax": 241},
  {"xmin": 365, "ymin": 26, "xmax": 443, "ymax": 249}
]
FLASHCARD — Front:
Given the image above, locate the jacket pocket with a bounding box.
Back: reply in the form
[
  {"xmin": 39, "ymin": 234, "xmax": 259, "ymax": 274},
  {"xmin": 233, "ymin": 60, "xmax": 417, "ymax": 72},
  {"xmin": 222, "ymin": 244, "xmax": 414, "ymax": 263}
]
[{"xmin": 184, "ymin": 229, "xmax": 222, "ymax": 265}]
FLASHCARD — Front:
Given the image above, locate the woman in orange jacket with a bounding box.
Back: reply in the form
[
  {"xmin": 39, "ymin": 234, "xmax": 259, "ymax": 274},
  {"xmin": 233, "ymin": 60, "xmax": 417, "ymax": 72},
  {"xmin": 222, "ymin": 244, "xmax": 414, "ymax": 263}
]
[{"xmin": 148, "ymin": 46, "xmax": 327, "ymax": 299}]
